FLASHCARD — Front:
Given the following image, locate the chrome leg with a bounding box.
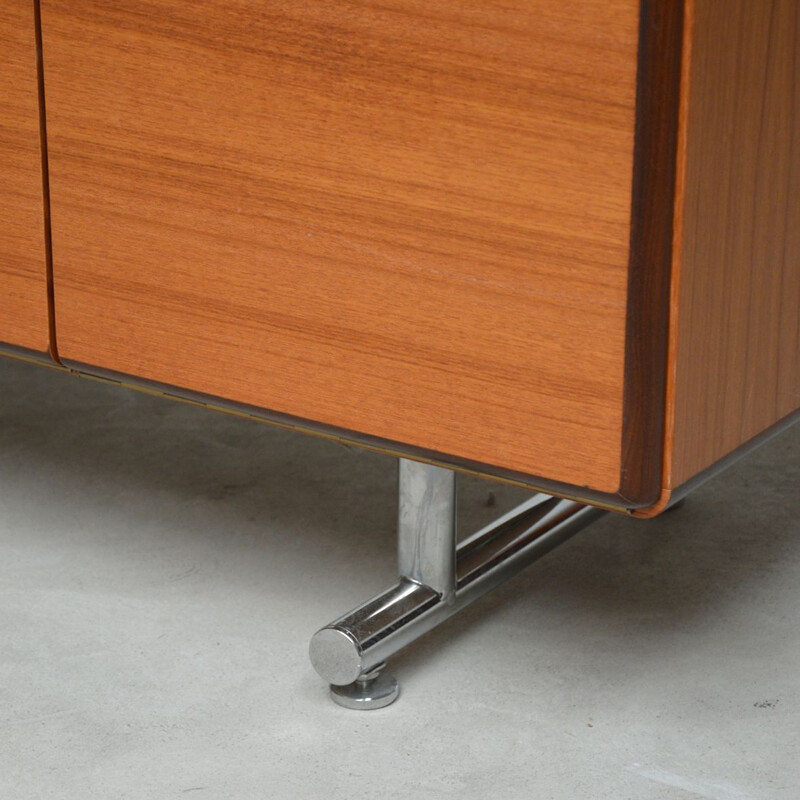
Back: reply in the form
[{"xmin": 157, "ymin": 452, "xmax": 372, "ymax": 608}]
[
  {"xmin": 309, "ymin": 459, "xmax": 605, "ymax": 709},
  {"xmin": 397, "ymin": 459, "xmax": 457, "ymax": 603}
]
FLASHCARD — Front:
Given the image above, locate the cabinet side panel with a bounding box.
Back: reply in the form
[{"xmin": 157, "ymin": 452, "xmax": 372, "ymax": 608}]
[
  {"xmin": 0, "ymin": 2, "xmax": 50, "ymax": 355},
  {"xmin": 42, "ymin": 1, "xmax": 640, "ymax": 493},
  {"xmin": 673, "ymin": 0, "xmax": 800, "ymax": 484}
]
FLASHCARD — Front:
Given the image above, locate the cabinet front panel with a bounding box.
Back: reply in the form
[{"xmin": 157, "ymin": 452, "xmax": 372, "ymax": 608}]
[
  {"xmin": 0, "ymin": 3, "xmax": 49, "ymax": 355},
  {"xmin": 42, "ymin": 1, "xmax": 639, "ymax": 492}
]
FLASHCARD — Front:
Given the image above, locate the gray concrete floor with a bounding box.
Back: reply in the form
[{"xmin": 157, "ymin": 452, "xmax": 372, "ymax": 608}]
[{"xmin": 0, "ymin": 356, "xmax": 798, "ymax": 799}]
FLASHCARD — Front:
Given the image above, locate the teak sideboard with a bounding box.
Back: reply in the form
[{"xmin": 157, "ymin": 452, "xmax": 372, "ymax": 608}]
[
  {"xmin": 2, "ymin": 0, "xmax": 799, "ymax": 704},
  {"xmin": 3, "ymin": 0, "xmax": 797, "ymax": 515}
]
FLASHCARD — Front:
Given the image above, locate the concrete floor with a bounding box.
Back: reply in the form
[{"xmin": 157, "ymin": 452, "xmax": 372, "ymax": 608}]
[{"xmin": 0, "ymin": 355, "xmax": 798, "ymax": 799}]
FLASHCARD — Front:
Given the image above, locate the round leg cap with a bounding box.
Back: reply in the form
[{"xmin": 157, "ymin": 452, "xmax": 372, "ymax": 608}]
[{"xmin": 329, "ymin": 672, "xmax": 399, "ymax": 710}]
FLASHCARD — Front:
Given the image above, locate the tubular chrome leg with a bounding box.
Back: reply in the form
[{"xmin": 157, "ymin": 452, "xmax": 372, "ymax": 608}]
[
  {"xmin": 309, "ymin": 459, "xmax": 606, "ymax": 709},
  {"xmin": 397, "ymin": 459, "xmax": 457, "ymax": 603}
]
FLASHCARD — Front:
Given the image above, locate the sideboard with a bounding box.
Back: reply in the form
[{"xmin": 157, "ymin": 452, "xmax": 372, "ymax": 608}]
[{"xmin": 2, "ymin": 0, "xmax": 798, "ymax": 706}]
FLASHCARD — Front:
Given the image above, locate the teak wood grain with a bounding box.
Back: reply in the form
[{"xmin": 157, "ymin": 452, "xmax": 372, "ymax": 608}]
[
  {"xmin": 669, "ymin": 0, "xmax": 800, "ymax": 488},
  {"xmin": 41, "ymin": 0, "xmax": 643, "ymax": 495},
  {"xmin": 0, "ymin": 1, "xmax": 49, "ymax": 355}
]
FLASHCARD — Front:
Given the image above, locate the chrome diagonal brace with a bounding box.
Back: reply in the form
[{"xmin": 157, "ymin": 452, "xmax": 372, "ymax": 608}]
[{"xmin": 309, "ymin": 459, "xmax": 605, "ymax": 709}]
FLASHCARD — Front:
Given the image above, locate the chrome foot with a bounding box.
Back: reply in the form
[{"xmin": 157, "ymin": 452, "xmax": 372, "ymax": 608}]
[
  {"xmin": 329, "ymin": 664, "xmax": 399, "ymax": 710},
  {"xmin": 309, "ymin": 459, "xmax": 605, "ymax": 707}
]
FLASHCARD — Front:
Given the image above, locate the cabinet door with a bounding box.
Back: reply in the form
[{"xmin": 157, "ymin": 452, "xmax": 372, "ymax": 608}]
[
  {"xmin": 41, "ymin": 1, "xmax": 649, "ymax": 498},
  {"xmin": 0, "ymin": 2, "xmax": 50, "ymax": 356}
]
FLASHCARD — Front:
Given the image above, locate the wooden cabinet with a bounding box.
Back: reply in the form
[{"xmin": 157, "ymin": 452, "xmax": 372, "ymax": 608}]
[
  {"xmin": 0, "ymin": 2, "xmax": 50, "ymax": 357},
  {"xmin": 38, "ymin": 0, "xmax": 647, "ymax": 501},
  {"xmin": 1, "ymin": 1, "xmax": 798, "ymax": 514}
]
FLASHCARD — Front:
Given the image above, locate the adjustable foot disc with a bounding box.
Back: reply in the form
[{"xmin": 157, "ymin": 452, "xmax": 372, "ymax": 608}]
[{"xmin": 329, "ymin": 672, "xmax": 399, "ymax": 710}]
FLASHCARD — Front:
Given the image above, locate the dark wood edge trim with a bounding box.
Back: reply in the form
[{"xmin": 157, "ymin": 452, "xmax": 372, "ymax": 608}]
[
  {"xmin": 667, "ymin": 409, "xmax": 800, "ymax": 506},
  {"xmin": 33, "ymin": 0, "xmax": 60, "ymax": 364},
  {"xmin": 0, "ymin": 341, "xmax": 62, "ymax": 367},
  {"xmin": 57, "ymin": 357, "xmax": 633, "ymax": 513},
  {"xmin": 9, "ymin": 350, "xmax": 794, "ymax": 517},
  {"xmin": 619, "ymin": 0, "xmax": 686, "ymax": 505}
]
